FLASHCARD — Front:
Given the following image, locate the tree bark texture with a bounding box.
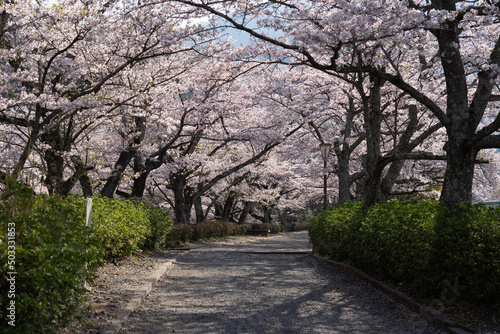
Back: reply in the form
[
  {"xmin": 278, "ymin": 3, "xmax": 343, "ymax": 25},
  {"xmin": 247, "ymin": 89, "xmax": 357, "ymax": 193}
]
[
  {"xmin": 170, "ymin": 172, "xmax": 195, "ymax": 224},
  {"xmin": 101, "ymin": 117, "xmax": 146, "ymax": 198},
  {"xmin": 361, "ymin": 74, "xmax": 384, "ymax": 208}
]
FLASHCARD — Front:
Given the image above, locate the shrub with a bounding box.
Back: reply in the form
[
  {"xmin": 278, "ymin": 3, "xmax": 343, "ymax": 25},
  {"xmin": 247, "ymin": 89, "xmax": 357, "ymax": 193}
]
[
  {"xmin": 308, "ymin": 199, "xmax": 500, "ymax": 303},
  {"xmin": 67, "ymin": 196, "xmax": 172, "ymax": 261},
  {"xmin": 165, "ymin": 220, "xmax": 248, "ymax": 247},
  {"xmin": 266, "ymin": 223, "xmax": 283, "ymax": 233},
  {"xmin": 308, "ymin": 201, "xmax": 364, "ymax": 259},
  {"xmin": 251, "ymin": 223, "xmax": 262, "ymax": 230},
  {"xmin": 432, "ymin": 203, "xmax": 500, "ymax": 302},
  {"xmin": 0, "ymin": 187, "xmax": 99, "ymax": 333},
  {"xmin": 292, "ymin": 222, "xmax": 309, "ymax": 231},
  {"xmin": 139, "ymin": 202, "xmax": 172, "ymax": 250},
  {"xmin": 248, "ymin": 223, "xmax": 283, "ymax": 234},
  {"xmin": 0, "ymin": 185, "xmax": 172, "ymax": 332},
  {"xmin": 89, "ymin": 197, "xmax": 150, "ymax": 261},
  {"xmin": 228, "ymin": 222, "xmax": 249, "ymax": 235},
  {"xmin": 355, "ymin": 200, "xmax": 439, "ymax": 294},
  {"xmin": 165, "ymin": 224, "xmax": 194, "ymax": 247}
]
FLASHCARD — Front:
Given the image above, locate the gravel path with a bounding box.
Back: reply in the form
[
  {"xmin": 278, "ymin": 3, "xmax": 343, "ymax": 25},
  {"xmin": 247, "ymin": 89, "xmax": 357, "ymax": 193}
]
[{"xmin": 120, "ymin": 231, "xmax": 444, "ymax": 334}]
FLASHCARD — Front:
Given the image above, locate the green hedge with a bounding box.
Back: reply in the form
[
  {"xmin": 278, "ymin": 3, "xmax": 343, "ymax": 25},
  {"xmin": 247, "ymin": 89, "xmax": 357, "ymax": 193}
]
[
  {"xmin": 308, "ymin": 199, "xmax": 500, "ymax": 303},
  {"xmin": 0, "ymin": 182, "xmax": 172, "ymax": 333},
  {"xmin": 0, "ymin": 187, "xmax": 98, "ymax": 333},
  {"xmin": 164, "ymin": 221, "xmax": 284, "ymax": 247},
  {"xmin": 88, "ymin": 197, "xmax": 150, "ymax": 261},
  {"xmin": 140, "ymin": 202, "xmax": 173, "ymax": 250},
  {"xmin": 165, "ymin": 220, "xmax": 249, "ymax": 247},
  {"xmin": 249, "ymin": 223, "xmax": 284, "ymax": 234}
]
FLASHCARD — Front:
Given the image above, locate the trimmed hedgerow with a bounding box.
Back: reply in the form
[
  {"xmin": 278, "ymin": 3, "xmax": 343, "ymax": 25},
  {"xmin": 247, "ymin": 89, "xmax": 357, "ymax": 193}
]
[
  {"xmin": 89, "ymin": 197, "xmax": 150, "ymax": 261},
  {"xmin": 308, "ymin": 199, "xmax": 500, "ymax": 303},
  {"xmin": 431, "ymin": 203, "xmax": 500, "ymax": 302},
  {"xmin": 308, "ymin": 201, "xmax": 365, "ymax": 260},
  {"xmin": 140, "ymin": 202, "xmax": 173, "ymax": 250},
  {"xmin": 250, "ymin": 223, "xmax": 284, "ymax": 234},
  {"xmin": 0, "ymin": 182, "xmax": 172, "ymax": 333},
  {"xmin": 292, "ymin": 222, "xmax": 310, "ymax": 231},
  {"xmin": 165, "ymin": 220, "xmax": 249, "ymax": 247},
  {"xmin": 0, "ymin": 186, "xmax": 99, "ymax": 333}
]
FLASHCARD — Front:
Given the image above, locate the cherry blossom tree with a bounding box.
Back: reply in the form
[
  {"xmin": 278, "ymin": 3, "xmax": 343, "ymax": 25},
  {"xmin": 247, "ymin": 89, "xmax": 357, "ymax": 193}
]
[
  {"xmin": 3, "ymin": 0, "xmax": 500, "ymax": 225},
  {"xmin": 276, "ymin": 64, "xmax": 446, "ymax": 206},
  {"xmin": 145, "ymin": 62, "xmax": 306, "ymax": 224},
  {"xmin": 171, "ymin": 0, "xmax": 500, "ymax": 209},
  {"xmin": 0, "ymin": 0, "xmax": 209, "ymax": 194},
  {"xmin": 473, "ymin": 148, "xmax": 500, "ymax": 202},
  {"xmin": 0, "ymin": 0, "xmax": 310, "ymax": 224}
]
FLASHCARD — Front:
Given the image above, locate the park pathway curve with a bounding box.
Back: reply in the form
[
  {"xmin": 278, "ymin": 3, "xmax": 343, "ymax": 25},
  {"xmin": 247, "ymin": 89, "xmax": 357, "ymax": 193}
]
[{"xmin": 120, "ymin": 231, "xmax": 443, "ymax": 334}]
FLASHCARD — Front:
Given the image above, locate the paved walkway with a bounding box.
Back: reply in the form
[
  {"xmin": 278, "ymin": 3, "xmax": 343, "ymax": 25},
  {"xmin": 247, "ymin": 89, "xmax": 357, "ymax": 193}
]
[{"xmin": 120, "ymin": 232, "xmax": 442, "ymax": 334}]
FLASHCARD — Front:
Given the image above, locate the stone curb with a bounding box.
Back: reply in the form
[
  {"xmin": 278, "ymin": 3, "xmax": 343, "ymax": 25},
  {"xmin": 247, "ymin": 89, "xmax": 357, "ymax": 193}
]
[
  {"xmin": 310, "ymin": 253, "xmax": 477, "ymax": 334},
  {"xmin": 101, "ymin": 257, "xmax": 180, "ymax": 334}
]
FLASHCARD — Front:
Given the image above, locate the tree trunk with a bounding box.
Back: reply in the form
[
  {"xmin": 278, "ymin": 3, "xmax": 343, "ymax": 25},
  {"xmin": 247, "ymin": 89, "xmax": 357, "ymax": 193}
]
[
  {"xmin": 131, "ymin": 152, "xmax": 165, "ymax": 198},
  {"xmin": 131, "ymin": 170, "xmax": 149, "ymax": 198},
  {"xmin": 214, "ymin": 202, "xmax": 223, "ymax": 220},
  {"xmin": 61, "ymin": 156, "xmax": 94, "ymax": 196},
  {"xmin": 221, "ymin": 192, "xmax": 235, "ymax": 222},
  {"xmin": 335, "ymin": 144, "xmax": 352, "ymax": 204},
  {"xmin": 101, "ymin": 117, "xmax": 146, "ymax": 198},
  {"xmin": 194, "ymin": 194, "xmax": 204, "ymax": 223},
  {"xmin": 100, "ymin": 148, "xmax": 137, "ymax": 198},
  {"xmin": 377, "ymin": 105, "xmax": 420, "ymax": 202},
  {"xmin": 362, "ymin": 160, "xmax": 385, "ymax": 208},
  {"xmin": 378, "ymin": 159, "xmax": 405, "ymax": 202},
  {"xmin": 44, "ymin": 147, "xmax": 65, "ymax": 195},
  {"xmin": 214, "ymin": 193, "xmax": 235, "ymax": 222},
  {"xmin": 263, "ymin": 206, "xmax": 272, "ymax": 223},
  {"xmin": 439, "ymin": 140, "xmax": 477, "ymax": 209},
  {"xmin": 12, "ymin": 127, "xmax": 40, "ymax": 181},
  {"xmin": 173, "ymin": 200, "xmax": 193, "ymax": 224},
  {"xmin": 332, "ymin": 97, "xmax": 365, "ymax": 204},
  {"xmin": 40, "ymin": 125, "xmax": 95, "ymax": 196},
  {"xmin": 238, "ymin": 201, "xmax": 252, "ymax": 224},
  {"xmin": 79, "ymin": 174, "xmax": 93, "ymax": 197},
  {"xmin": 361, "ymin": 74, "xmax": 384, "ymax": 208},
  {"xmin": 250, "ymin": 205, "xmax": 272, "ymax": 223},
  {"xmin": 40, "ymin": 127, "xmax": 66, "ymax": 195},
  {"xmin": 171, "ymin": 172, "xmax": 194, "ymax": 224},
  {"xmin": 431, "ymin": 13, "xmax": 475, "ymax": 209}
]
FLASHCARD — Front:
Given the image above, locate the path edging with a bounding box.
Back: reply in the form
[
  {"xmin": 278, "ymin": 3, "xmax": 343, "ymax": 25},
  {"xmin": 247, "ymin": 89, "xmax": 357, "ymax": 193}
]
[
  {"xmin": 101, "ymin": 258, "xmax": 180, "ymax": 334},
  {"xmin": 310, "ymin": 253, "xmax": 477, "ymax": 334}
]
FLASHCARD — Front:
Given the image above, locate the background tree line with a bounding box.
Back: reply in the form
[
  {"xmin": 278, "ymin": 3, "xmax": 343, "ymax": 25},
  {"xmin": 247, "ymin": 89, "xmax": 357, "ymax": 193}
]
[{"xmin": 1, "ymin": 0, "xmax": 500, "ymax": 224}]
